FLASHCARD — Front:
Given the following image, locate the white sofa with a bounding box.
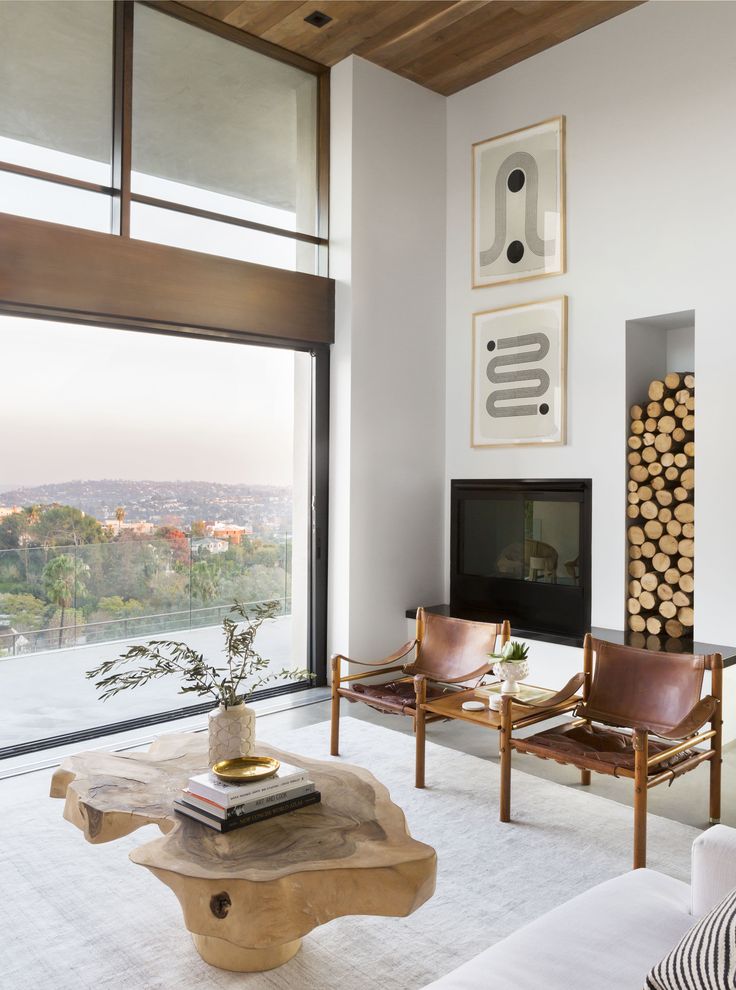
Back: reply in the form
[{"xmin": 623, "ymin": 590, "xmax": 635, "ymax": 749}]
[{"xmin": 424, "ymin": 825, "xmax": 736, "ymax": 990}]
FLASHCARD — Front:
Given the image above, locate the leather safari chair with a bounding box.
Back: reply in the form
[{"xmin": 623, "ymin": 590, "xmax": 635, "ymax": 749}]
[
  {"xmin": 330, "ymin": 607, "xmax": 510, "ymax": 757},
  {"xmin": 499, "ymin": 634, "xmax": 723, "ymax": 868}
]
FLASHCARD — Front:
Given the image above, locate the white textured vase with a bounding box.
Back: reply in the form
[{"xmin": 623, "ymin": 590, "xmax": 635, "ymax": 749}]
[
  {"xmin": 208, "ymin": 702, "xmax": 255, "ymax": 766},
  {"xmin": 492, "ymin": 660, "xmax": 530, "ymax": 698}
]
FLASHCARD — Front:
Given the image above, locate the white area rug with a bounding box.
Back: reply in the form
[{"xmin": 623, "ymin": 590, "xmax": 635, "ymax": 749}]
[{"xmin": 0, "ymin": 717, "xmax": 700, "ymax": 990}]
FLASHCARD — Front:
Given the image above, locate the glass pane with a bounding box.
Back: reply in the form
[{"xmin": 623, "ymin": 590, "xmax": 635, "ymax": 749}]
[
  {"xmin": 462, "ymin": 499, "xmax": 524, "ymax": 579},
  {"xmin": 130, "ymin": 202, "xmax": 317, "ymax": 273},
  {"xmin": 0, "ymin": 0, "xmax": 113, "ymax": 184},
  {"xmin": 0, "ymin": 172, "xmax": 111, "ymax": 232},
  {"xmin": 132, "ymin": 4, "xmax": 318, "ymax": 236},
  {"xmin": 525, "ymin": 499, "xmax": 580, "ymax": 585},
  {"xmin": 0, "ymin": 317, "xmax": 311, "ymax": 751}
]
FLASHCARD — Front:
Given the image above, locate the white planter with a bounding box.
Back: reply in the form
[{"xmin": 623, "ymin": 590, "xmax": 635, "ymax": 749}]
[
  {"xmin": 208, "ymin": 702, "xmax": 255, "ymax": 765},
  {"xmin": 492, "ymin": 660, "xmax": 530, "ymax": 698}
]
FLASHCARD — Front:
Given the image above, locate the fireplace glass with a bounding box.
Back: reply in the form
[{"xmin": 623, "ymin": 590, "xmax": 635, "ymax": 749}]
[
  {"xmin": 451, "ymin": 480, "xmax": 591, "ymax": 641},
  {"xmin": 462, "ymin": 497, "xmax": 580, "ymax": 586}
]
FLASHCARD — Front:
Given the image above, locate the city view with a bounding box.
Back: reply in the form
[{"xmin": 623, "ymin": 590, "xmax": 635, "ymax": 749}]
[{"xmin": 0, "ymin": 479, "xmax": 294, "ymax": 656}]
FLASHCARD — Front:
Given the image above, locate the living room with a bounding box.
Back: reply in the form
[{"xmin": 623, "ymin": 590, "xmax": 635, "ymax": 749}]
[{"xmin": 1, "ymin": 2, "xmax": 735, "ymax": 988}]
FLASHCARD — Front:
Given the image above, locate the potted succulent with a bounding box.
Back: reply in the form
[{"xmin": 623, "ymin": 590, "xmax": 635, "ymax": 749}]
[
  {"xmin": 489, "ymin": 640, "xmax": 530, "ymax": 697},
  {"xmin": 86, "ymin": 600, "xmax": 312, "ymax": 765}
]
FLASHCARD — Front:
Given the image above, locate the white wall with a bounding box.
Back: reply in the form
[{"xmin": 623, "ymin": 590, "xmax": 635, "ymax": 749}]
[
  {"xmin": 445, "ymin": 0, "xmax": 736, "ymax": 643},
  {"xmin": 625, "ymin": 313, "xmax": 695, "ymax": 419},
  {"xmin": 328, "ymin": 56, "xmax": 446, "ymax": 661}
]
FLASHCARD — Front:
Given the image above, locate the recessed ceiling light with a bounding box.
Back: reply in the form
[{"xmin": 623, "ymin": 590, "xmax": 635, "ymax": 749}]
[{"xmin": 304, "ymin": 10, "xmax": 332, "ymax": 28}]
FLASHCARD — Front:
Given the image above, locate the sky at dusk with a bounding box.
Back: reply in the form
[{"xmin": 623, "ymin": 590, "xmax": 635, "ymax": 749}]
[{"xmin": 0, "ymin": 315, "xmax": 300, "ymax": 491}]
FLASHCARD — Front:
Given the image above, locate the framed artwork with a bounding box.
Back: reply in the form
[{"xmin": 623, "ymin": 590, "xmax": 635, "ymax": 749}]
[
  {"xmin": 472, "ymin": 116, "xmax": 565, "ymax": 288},
  {"xmin": 471, "ymin": 296, "xmax": 567, "ymax": 447}
]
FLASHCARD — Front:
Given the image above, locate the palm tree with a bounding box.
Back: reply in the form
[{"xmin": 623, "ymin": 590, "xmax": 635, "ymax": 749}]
[
  {"xmin": 42, "ymin": 554, "xmax": 90, "ymax": 648},
  {"xmin": 18, "ymin": 505, "xmax": 40, "ymax": 583},
  {"xmin": 189, "ymin": 560, "xmax": 221, "ymax": 605},
  {"xmin": 115, "ymin": 506, "xmax": 126, "ymax": 536}
]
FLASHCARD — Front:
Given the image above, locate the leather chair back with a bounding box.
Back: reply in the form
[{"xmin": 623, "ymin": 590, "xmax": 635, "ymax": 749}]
[
  {"xmin": 581, "ymin": 638, "xmax": 706, "ymax": 735},
  {"xmin": 409, "ymin": 609, "xmax": 501, "ymax": 682}
]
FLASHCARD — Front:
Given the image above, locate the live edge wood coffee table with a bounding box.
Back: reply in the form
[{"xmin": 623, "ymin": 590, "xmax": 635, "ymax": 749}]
[
  {"xmin": 51, "ymin": 732, "xmax": 436, "ymax": 973},
  {"xmin": 415, "ymin": 684, "xmax": 581, "ymax": 819}
]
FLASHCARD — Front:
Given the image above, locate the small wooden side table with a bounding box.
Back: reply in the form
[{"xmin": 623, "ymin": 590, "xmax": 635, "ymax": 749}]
[
  {"xmin": 51, "ymin": 732, "xmax": 436, "ymax": 972},
  {"xmin": 415, "ymin": 684, "xmax": 581, "ymax": 821}
]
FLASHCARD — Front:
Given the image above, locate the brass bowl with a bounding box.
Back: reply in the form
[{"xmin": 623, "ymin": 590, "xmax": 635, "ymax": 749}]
[{"xmin": 211, "ymin": 756, "xmax": 281, "ymax": 783}]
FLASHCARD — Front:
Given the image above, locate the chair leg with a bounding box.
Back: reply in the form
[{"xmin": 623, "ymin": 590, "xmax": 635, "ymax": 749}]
[
  {"xmin": 499, "ymin": 698, "xmax": 512, "ymax": 822},
  {"xmin": 414, "ymin": 675, "xmax": 427, "ymax": 789},
  {"xmin": 709, "ymin": 762, "xmax": 721, "ymax": 825},
  {"xmin": 633, "ymin": 728, "xmax": 648, "ymax": 869},
  {"xmin": 330, "ymin": 656, "xmax": 340, "ymax": 757},
  {"xmin": 710, "ymin": 753, "xmax": 722, "ymax": 824},
  {"xmin": 710, "ymin": 668, "xmax": 723, "ymax": 824},
  {"xmin": 580, "ymin": 719, "xmax": 591, "ymax": 787}
]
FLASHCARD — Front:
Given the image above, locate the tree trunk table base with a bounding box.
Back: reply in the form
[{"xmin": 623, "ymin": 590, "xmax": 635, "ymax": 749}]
[
  {"xmin": 51, "ymin": 732, "xmax": 436, "ymax": 972},
  {"xmin": 191, "ymin": 933, "xmax": 302, "ymax": 972}
]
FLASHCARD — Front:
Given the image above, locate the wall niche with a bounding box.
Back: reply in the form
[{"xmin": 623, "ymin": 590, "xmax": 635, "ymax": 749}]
[{"xmin": 625, "ymin": 311, "xmax": 694, "ymax": 649}]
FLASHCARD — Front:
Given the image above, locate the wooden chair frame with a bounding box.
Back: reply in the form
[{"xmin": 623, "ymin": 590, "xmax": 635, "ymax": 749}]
[
  {"xmin": 330, "ymin": 610, "xmax": 510, "ymax": 757},
  {"xmin": 499, "ymin": 633, "xmax": 723, "ymax": 869}
]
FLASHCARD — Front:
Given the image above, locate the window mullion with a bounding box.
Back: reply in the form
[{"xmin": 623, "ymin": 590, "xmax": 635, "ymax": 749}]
[{"xmin": 111, "ymin": 0, "xmax": 134, "ymax": 237}]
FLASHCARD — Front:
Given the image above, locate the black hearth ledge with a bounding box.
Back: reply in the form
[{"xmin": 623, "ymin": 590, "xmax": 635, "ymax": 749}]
[{"xmin": 404, "ymin": 605, "xmax": 736, "ymax": 667}]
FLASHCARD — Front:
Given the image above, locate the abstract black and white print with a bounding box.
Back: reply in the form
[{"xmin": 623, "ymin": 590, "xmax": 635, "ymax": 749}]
[
  {"xmin": 473, "ymin": 117, "xmax": 564, "ymax": 287},
  {"xmin": 472, "ymin": 297, "xmax": 566, "ymax": 446}
]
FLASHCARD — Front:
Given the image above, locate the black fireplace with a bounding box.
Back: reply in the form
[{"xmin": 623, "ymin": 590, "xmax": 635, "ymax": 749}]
[{"xmin": 450, "ymin": 479, "xmax": 592, "ymax": 642}]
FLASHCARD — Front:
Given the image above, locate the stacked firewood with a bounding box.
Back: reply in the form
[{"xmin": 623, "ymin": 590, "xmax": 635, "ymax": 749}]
[{"xmin": 627, "ymin": 372, "xmax": 694, "ymax": 642}]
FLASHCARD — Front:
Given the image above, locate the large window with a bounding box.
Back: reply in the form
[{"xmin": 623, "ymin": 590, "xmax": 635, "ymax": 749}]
[
  {"xmin": 132, "ymin": 5, "xmax": 317, "ymax": 234},
  {"xmin": 0, "ymin": 1, "xmax": 327, "ymax": 271},
  {"xmin": 0, "ymin": 2, "xmax": 330, "ymax": 759},
  {"xmin": 0, "ymin": 0, "xmax": 113, "ymax": 184},
  {"xmin": 0, "ymin": 316, "xmax": 318, "ymax": 755},
  {"xmin": 0, "ymin": 0, "xmax": 114, "ymax": 227}
]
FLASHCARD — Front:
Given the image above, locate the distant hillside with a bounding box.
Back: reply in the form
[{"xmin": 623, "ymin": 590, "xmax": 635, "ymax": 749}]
[{"xmin": 0, "ymin": 479, "xmax": 292, "ymax": 533}]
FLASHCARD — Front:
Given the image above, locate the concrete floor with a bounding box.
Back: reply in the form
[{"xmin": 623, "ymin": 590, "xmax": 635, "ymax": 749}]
[{"xmin": 2, "ymin": 689, "xmax": 733, "ymax": 831}]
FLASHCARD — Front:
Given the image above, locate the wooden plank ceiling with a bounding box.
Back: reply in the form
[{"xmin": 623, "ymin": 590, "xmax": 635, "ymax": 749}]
[{"xmin": 176, "ymin": 0, "xmax": 643, "ymax": 95}]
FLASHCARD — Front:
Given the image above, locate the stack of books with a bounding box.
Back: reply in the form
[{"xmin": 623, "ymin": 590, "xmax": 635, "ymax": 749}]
[{"xmin": 174, "ymin": 761, "xmax": 320, "ymax": 833}]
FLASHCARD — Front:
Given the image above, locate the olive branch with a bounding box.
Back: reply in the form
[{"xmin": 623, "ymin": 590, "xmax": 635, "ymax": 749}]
[{"xmin": 86, "ymin": 600, "xmax": 312, "ymax": 708}]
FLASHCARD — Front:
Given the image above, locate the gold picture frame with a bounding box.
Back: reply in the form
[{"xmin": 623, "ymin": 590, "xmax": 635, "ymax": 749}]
[
  {"xmin": 472, "ymin": 116, "xmax": 566, "ymax": 289},
  {"xmin": 471, "ymin": 295, "xmax": 567, "ymax": 448}
]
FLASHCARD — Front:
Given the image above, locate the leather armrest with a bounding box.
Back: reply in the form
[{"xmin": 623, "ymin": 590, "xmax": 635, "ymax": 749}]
[
  {"xmin": 656, "ymin": 695, "xmax": 719, "ymax": 741},
  {"xmin": 332, "ymin": 640, "xmax": 417, "ymax": 669},
  {"xmin": 408, "ymin": 662, "xmax": 492, "ymax": 685},
  {"xmin": 510, "ymin": 672, "xmax": 585, "ymax": 711},
  {"xmin": 576, "ymin": 695, "xmax": 718, "ymax": 742}
]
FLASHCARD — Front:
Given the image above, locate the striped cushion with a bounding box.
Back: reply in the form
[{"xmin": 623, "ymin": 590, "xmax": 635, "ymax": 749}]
[{"xmin": 646, "ymin": 886, "xmax": 736, "ymax": 990}]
